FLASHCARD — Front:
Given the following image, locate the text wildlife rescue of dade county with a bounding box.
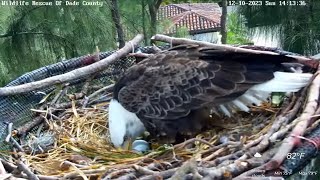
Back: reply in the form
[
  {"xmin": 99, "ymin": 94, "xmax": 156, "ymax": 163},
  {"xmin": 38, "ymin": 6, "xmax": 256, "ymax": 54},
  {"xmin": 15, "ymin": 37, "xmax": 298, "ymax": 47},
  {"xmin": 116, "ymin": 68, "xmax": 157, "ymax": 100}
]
[
  {"xmin": 0, "ymin": 1, "xmax": 104, "ymax": 7},
  {"xmin": 228, "ymin": 0, "xmax": 307, "ymax": 6}
]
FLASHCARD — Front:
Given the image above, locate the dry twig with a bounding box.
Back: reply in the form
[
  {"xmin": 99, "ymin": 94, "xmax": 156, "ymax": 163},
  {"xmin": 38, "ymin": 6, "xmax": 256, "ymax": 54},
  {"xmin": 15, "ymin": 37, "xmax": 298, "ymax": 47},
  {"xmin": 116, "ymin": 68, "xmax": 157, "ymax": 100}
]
[
  {"xmin": 174, "ymin": 138, "xmax": 214, "ymax": 149},
  {"xmin": 17, "ymin": 160, "xmax": 39, "ymax": 180}
]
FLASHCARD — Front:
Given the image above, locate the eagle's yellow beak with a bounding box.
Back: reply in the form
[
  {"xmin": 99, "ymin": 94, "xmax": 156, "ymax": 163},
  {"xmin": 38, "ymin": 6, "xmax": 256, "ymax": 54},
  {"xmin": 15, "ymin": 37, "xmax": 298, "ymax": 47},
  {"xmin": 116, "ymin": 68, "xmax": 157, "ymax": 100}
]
[{"xmin": 121, "ymin": 137, "xmax": 133, "ymax": 151}]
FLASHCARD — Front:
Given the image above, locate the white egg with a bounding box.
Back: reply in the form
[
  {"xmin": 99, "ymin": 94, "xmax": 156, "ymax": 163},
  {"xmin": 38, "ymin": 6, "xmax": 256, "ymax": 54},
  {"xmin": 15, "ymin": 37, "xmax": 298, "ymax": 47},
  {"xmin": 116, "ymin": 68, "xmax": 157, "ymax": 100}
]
[{"xmin": 132, "ymin": 140, "xmax": 150, "ymax": 153}]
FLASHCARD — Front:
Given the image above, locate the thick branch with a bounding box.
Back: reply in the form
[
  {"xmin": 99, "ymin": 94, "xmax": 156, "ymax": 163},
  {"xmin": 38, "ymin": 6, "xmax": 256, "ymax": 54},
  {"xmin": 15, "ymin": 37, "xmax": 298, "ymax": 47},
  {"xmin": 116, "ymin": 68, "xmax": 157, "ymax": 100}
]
[
  {"xmin": 151, "ymin": 34, "xmax": 313, "ymax": 61},
  {"xmin": 0, "ymin": 34, "xmax": 143, "ymax": 96}
]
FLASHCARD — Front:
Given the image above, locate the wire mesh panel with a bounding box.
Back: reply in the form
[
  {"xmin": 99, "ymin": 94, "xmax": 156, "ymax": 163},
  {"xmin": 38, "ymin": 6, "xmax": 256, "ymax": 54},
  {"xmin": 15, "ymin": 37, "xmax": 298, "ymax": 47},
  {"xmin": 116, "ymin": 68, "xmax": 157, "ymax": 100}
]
[
  {"xmin": 0, "ymin": 45, "xmax": 172, "ymax": 152},
  {"xmin": 0, "ymin": 48, "xmax": 144, "ymax": 151}
]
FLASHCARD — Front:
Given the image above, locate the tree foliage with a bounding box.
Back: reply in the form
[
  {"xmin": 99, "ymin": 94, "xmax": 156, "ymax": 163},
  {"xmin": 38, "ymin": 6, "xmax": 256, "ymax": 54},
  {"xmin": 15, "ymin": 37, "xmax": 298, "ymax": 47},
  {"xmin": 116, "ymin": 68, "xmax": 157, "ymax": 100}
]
[
  {"xmin": 0, "ymin": 0, "xmax": 164, "ymax": 85},
  {"xmin": 239, "ymin": 1, "xmax": 320, "ymax": 55},
  {"xmin": 0, "ymin": 3, "xmax": 116, "ymax": 85},
  {"xmin": 1, "ymin": 0, "xmax": 319, "ymax": 86},
  {"xmin": 227, "ymin": 13, "xmax": 252, "ymax": 45}
]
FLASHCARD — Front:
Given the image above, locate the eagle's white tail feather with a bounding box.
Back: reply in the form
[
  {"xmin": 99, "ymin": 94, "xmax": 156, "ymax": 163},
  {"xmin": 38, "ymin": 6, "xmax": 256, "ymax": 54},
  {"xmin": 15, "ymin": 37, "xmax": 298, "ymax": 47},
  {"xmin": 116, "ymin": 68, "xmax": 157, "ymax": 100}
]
[
  {"xmin": 232, "ymin": 100, "xmax": 250, "ymax": 112},
  {"xmin": 218, "ymin": 72, "xmax": 313, "ymax": 116},
  {"xmin": 222, "ymin": 90, "xmax": 269, "ymax": 116},
  {"xmin": 251, "ymin": 72, "xmax": 312, "ymax": 92},
  {"xmin": 251, "ymin": 91, "xmax": 270, "ymax": 101},
  {"xmin": 239, "ymin": 93, "xmax": 263, "ymax": 106},
  {"xmin": 219, "ymin": 105, "xmax": 231, "ymax": 117}
]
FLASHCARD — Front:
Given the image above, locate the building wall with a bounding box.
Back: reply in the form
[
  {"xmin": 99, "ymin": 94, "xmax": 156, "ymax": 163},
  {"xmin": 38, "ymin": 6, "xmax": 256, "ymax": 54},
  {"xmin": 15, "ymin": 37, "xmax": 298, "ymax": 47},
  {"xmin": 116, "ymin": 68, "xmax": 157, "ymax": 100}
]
[{"xmin": 189, "ymin": 32, "xmax": 221, "ymax": 44}]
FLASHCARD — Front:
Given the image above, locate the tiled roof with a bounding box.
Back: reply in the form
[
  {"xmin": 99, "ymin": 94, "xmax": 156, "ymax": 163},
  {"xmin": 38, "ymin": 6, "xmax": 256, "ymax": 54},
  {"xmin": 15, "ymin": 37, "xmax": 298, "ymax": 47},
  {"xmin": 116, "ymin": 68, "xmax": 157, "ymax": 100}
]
[{"xmin": 158, "ymin": 3, "xmax": 221, "ymax": 35}]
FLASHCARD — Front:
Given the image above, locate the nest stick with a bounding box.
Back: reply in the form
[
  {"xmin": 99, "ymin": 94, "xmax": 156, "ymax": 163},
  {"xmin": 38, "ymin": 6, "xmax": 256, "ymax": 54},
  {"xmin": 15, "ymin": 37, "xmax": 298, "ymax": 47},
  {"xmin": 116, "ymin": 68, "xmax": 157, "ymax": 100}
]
[
  {"xmin": 15, "ymin": 98, "xmax": 81, "ymax": 137},
  {"xmin": 0, "ymin": 34, "xmax": 143, "ymax": 96},
  {"xmin": 102, "ymin": 169, "xmax": 134, "ymax": 179},
  {"xmin": 174, "ymin": 138, "xmax": 214, "ymax": 149},
  {"xmin": 244, "ymin": 135, "xmax": 265, "ymax": 149},
  {"xmin": 128, "ymin": 52, "xmax": 153, "ymax": 58},
  {"xmin": 132, "ymin": 164, "xmax": 156, "ymax": 175},
  {"xmin": 68, "ymin": 78, "xmax": 93, "ymax": 101},
  {"xmin": 61, "ymin": 161, "xmax": 88, "ymax": 169},
  {"xmin": 5, "ymin": 123, "xmax": 13, "ymax": 142},
  {"xmin": 244, "ymin": 87, "xmax": 308, "ymax": 157},
  {"xmin": 9, "ymin": 137, "xmax": 24, "ymax": 152},
  {"xmin": 63, "ymin": 169, "xmax": 106, "ymax": 179},
  {"xmin": 203, "ymin": 150, "xmax": 244, "ymax": 168},
  {"xmin": 269, "ymin": 116, "xmax": 303, "ymax": 142},
  {"xmin": 234, "ymin": 150, "xmax": 278, "ymax": 178},
  {"xmin": 50, "ymin": 85, "xmax": 70, "ymax": 105},
  {"xmin": 203, "ymin": 148, "xmax": 227, "ymax": 162},
  {"xmin": 151, "ymin": 34, "xmax": 278, "ymax": 55},
  {"xmin": 152, "ymin": 44, "xmax": 162, "ymax": 52},
  {"xmin": 0, "ymin": 160, "xmax": 6, "ymax": 175},
  {"xmin": 202, "ymin": 141, "xmax": 240, "ymax": 158},
  {"xmin": 53, "ymin": 100, "xmax": 81, "ymax": 109},
  {"xmin": 35, "ymin": 175, "xmax": 60, "ymax": 180},
  {"xmin": 17, "ymin": 161, "xmax": 39, "ymax": 180},
  {"xmin": 20, "ymin": 174, "xmax": 60, "ymax": 180},
  {"xmin": 139, "ymin": 168, "xmax": 177, "ymax": 180},
  {"xmin": 15, "ymin": 116, "xmax": 44, "ymax": 137},
  {"xmin": 264, "ymin": 71, "xmax": 320, "ymax": 170},
  {"xmin": 171, "ymin": 159, "xmax": 202, "ymax": 180},
  {"xmin": 202, "ymin": 160, "xmax": 251, "ymax": 179},
  {"xmin": 0, "ymin": 158, "xmax": 16, "ymax": 173},
  {"xmin": 151, "ymin": 34, "xmax": 312, "ymax": 61},
  {"xmin": 204, "ymin": 149, "xmax": 276, "ymax": 179},
  {"xmin": 204, "ymin": 90, "xmax": 308, "ymax": 171},
  {"xmin": 280, "ymin": 94, "xmax": 296, "ymax": 114},
  {"xmin": 87, "ymin": 84, "xmax": 114, "ymax": 100}
]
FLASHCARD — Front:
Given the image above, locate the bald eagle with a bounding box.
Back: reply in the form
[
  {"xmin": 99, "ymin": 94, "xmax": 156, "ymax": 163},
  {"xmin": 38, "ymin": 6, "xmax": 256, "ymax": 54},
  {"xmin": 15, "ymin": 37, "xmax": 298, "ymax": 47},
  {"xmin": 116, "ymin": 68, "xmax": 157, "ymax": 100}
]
[{"xmin": 108, "ymin": 44, "xmax": 316, "ymax": 148}]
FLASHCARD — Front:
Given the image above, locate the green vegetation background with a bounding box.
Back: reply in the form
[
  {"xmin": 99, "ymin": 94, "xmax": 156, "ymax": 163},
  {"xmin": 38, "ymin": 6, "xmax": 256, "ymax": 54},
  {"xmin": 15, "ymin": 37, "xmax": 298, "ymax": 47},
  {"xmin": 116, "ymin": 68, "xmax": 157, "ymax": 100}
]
[{"xmin": 0, "ymin": 0, "xmax": 319, "ymax": 86}]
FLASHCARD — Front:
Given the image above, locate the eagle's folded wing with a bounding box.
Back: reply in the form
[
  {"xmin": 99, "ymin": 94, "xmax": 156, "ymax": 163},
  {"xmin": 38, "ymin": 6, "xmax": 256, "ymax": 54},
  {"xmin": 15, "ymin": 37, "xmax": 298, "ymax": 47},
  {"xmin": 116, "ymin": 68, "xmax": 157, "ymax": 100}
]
[{"xmin": 116, "ymin": 45, "xmax": 297, "ymax": 119}]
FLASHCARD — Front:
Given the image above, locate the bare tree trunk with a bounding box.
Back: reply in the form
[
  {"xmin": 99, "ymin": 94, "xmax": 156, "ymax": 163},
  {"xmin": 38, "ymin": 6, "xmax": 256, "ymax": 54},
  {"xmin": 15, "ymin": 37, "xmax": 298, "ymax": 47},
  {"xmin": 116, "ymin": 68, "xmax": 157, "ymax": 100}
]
[
  {"xmin": 220, "ymin": 0, "xmax": 227, "ymax": 44},
  {"xmin": 141, "ymin": 0, "xmax": 148, "ymax": 45},
  {"xmin": 309, "ymin": 0, "xmax": 314, "ymax": 20},
  {"xmin": 109, "ymin": 0, "xmax": 125, "ymax": 48},
  {"xmin": 147, "ymin": 0, "xmax": 162, "ymax": 38}
]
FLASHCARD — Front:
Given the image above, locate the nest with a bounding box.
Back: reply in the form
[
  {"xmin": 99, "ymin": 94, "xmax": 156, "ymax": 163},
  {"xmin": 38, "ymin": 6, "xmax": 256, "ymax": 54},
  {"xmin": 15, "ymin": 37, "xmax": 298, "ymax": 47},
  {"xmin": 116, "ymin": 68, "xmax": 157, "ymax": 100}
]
[{"xmin": 1, "ymin": 35, "xmax": 320, "ymax": 180}]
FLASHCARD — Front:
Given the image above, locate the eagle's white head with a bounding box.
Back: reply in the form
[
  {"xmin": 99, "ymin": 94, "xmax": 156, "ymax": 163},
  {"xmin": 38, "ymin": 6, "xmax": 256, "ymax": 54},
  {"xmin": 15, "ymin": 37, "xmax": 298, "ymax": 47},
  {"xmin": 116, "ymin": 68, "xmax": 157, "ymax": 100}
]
[{"xmin": 108, "ymin": 99, "xmax": 145, "ymax": 148}]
